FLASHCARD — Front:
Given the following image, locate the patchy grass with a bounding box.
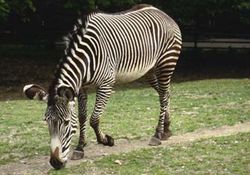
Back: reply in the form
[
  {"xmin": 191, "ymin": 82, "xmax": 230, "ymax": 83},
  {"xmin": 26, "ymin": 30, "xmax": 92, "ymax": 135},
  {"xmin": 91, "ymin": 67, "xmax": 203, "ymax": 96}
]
[
  {"xmin": 171, "ymin": 79, "xmax": 250, "ymax": 134},
  {"xmin": 0, "ymin": 101, "xmax": 49, "ymax": 165},
  {"xmin": 0, "ymin": 79, "xmax": 249, "ymax": 165},
  {"xmin": 102, "ymin": 78, "xmax": 250, "ymax": 139},
  {"xmin": 51, "ymin": 132, "xmax": 250, "ymax": 175}
]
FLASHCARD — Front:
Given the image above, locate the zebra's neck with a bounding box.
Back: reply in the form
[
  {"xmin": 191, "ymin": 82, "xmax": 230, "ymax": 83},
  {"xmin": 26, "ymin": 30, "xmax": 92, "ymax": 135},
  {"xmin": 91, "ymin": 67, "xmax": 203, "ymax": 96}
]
[{"xmin": 50, "ymin": 34, "xmax": 97, "ymax": 98}]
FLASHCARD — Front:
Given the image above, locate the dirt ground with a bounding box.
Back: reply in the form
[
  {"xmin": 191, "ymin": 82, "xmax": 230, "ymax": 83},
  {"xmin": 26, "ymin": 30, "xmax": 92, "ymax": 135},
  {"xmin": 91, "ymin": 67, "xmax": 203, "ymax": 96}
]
[{"xmin": 0, "ymin": 122, "xmax": 249, "ymax": 175}]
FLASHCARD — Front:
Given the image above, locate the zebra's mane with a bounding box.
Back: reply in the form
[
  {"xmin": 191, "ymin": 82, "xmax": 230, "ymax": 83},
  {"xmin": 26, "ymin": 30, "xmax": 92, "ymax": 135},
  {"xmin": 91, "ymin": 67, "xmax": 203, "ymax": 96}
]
[
  {"xmin": 63, "ymin": 18, "xmax": 86, "ymax": 49},
  {"xmin": 63, "ymin": 11, "xmax": 99, "ymax": 50},
  {"xmin": 48, "ymin": 13, "xmax": 97, "ymax": 102}
]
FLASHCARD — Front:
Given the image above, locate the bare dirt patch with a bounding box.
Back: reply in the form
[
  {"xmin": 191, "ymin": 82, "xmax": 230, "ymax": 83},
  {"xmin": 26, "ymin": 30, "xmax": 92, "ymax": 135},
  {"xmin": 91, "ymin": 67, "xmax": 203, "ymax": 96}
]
[{"xmin": 0, "ymin": 122, "xmax": 250, "ymax": 175}]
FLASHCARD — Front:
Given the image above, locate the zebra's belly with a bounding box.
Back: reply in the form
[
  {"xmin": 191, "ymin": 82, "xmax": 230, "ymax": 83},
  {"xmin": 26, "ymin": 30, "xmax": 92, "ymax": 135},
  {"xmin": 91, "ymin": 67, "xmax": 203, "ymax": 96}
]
[{"xmin": 115, "ymin": 66, "xmax": 153, "ymax": 83}]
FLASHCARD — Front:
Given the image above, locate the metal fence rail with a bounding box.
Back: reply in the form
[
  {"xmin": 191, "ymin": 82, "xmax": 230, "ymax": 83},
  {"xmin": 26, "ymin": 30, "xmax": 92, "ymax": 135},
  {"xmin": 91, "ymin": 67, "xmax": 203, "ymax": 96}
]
[{"xmin": 183, "ymin": 39, "xmax": 250, "ymax": 49}]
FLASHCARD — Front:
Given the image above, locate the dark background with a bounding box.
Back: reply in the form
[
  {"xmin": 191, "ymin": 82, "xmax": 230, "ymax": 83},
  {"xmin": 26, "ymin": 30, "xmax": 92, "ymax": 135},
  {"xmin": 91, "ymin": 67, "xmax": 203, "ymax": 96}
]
[
  {"xmin": 1, "ymin": 0, "xmax": 250, "ymax": 44},
  {"xmin": 0, "ymin": 0, "xmax": 249, "ymax": 99}
]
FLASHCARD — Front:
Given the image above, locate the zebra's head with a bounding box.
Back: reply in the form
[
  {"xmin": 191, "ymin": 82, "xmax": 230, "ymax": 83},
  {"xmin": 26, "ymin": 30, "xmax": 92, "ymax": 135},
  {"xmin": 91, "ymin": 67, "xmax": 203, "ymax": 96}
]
[{"xmin": 23, "ymin": 84, "xmax": 77, "ymax": 169}]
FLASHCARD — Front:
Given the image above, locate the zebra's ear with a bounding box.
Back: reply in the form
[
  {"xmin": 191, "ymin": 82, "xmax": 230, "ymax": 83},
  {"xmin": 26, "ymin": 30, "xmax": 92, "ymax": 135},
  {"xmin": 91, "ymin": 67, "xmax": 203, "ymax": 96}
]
[
  {"xmin": 58, "ymin": 86, "xmax": 75, "ymax": 102},
  {"xmin": 23, "ymin": 84, "xmax": 48, "ymax": 101}
]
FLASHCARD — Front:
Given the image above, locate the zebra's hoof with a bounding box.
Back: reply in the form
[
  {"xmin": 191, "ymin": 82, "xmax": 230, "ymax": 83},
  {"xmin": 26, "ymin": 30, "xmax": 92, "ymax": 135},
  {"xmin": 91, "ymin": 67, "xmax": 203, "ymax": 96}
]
[
  {"xmin": 71, "ymin": 150, "xmax": 84, "ymax": 160},
  {"xmin": 161, "ymin": 131, "xmax": 172, "ymax": 141},
  {"xmin": 104, "ymin": 134, "xmax": 114, "ymax": 146},
  {"xmin": 149, "ymin": 136, "xmax": 162, "ymax": 146}
]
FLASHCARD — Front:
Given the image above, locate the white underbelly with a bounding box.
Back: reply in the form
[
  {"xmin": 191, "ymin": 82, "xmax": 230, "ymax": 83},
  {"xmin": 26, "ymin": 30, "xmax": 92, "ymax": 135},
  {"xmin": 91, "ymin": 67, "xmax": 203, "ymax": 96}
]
[{"xmin": 115, "ymin": 66, "xmax": 153, "ymax": 83}]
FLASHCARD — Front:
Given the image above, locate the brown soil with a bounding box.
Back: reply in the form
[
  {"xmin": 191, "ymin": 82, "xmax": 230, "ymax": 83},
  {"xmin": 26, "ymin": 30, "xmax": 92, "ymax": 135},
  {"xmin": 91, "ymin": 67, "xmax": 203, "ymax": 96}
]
[{"xmin": 0, "ymin": 122, "xmax": 250, "ymax": 175}]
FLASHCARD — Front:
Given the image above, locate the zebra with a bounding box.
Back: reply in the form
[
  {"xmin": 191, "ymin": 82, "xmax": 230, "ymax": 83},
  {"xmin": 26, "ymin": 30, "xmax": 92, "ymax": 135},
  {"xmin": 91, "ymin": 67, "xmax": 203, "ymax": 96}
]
[{"xmin": 23, "ymin": 4, "xmax": 182, "ymax": 169}]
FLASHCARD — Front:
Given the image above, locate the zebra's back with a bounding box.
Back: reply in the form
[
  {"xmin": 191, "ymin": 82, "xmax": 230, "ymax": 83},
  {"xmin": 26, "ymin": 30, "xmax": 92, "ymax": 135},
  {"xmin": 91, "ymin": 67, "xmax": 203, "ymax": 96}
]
[{"xmin": 84, "ymin": 5, "xmax": 182, "ymax": 84}]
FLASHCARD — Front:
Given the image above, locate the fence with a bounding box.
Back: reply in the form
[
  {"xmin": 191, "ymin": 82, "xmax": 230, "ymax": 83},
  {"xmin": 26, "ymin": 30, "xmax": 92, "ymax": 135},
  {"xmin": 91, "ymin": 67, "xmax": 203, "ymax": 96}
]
[{"xmin": 183, "ymin": 38, "xmax": 250, "ymax": 49}]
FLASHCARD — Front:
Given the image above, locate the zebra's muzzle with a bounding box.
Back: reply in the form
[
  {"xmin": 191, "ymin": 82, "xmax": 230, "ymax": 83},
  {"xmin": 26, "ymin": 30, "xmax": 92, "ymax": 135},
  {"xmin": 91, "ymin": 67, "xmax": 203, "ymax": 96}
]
[{"xmin": 50, "ymin": 147, "xmax": 66, "ymax": 170}]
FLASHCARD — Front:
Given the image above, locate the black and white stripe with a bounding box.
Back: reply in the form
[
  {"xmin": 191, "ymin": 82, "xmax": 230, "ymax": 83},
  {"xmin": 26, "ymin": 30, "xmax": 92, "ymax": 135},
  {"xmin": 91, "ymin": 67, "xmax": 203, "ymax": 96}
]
[
  {"xmin": 46, "ymin": 4, "xmax": 182, "ymax": 166},
  {"xmin": 45, "ymin": 99, "xmax": 77, "ymax": 160}
]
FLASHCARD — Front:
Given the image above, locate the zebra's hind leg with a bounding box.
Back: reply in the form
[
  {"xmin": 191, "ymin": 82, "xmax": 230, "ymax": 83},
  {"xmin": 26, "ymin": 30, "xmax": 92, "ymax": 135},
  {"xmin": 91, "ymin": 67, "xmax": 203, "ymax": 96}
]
[
  {"xmin": 90, "ymin": 84, "xmax": 114, "ymax": 146},
  {"xmin": 71, "ymin": 89, "xmax": 87, "ymax": 160},
  {"xmin": 147, "ymin": 74, "xmax": 172, "ymax": 146},
  {"xmin": 149, "ymin": 42, "xmax": 181, "ymax": 145}
]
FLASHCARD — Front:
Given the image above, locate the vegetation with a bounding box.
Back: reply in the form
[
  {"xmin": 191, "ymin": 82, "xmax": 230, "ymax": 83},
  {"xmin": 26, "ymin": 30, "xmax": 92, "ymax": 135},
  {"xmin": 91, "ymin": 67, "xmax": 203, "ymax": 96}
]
[
  {"xmin": 0, "ymin": 79, "xmax": 249, "ymax": 165},
  {"xmin": 49, "ymin": 132, "xmax": 250, "ymax": 175},
  {"xmin": 1, "ymin": 0, "xmax": 250, "ymax": 45}
]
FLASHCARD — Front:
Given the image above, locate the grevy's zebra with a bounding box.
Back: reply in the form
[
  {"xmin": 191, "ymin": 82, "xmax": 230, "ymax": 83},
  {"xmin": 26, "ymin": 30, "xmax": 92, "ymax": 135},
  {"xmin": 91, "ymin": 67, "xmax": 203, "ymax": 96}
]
[{"xmin": 23, "ymin": 4, "xmax": 182, "ymax": 169}]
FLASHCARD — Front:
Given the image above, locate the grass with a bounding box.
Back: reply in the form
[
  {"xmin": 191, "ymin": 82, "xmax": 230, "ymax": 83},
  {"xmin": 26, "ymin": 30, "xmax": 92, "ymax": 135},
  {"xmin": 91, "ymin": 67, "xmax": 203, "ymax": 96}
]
[
  {"xmin": 171, "ymin": 79, "xmax": 250, "ymax": 133},
  {"xmin": 0, "ymin": 101, "xmax": 49, "ymax": 164},
  {"xmin": 49, "ymin": 132, "xmax": 250, "ymax": 175},
  {"xmin": 0, "ymin": 79, "xmax": 249, "ymax": 165}
]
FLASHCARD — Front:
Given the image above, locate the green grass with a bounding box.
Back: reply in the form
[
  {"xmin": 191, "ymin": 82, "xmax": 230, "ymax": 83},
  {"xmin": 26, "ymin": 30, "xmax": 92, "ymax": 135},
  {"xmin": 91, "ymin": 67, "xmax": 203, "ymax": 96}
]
[
  {"xmin": 0, "ymin": 79, "xmax": 249, "ymax": 165},
  {"xmin": 171, "ymin": 79, "xmax": 250, "ymax": 133},
  {"xmin": 102, "ymin": 78, "xmax": 250, "ymax": 138},
  {"xmin": 51, "ymin": 132, "xmax": 250, "ymax": 175},
  {"xmin": 0, "ymin": 101, "xmax": 49, "ymax": 164}
]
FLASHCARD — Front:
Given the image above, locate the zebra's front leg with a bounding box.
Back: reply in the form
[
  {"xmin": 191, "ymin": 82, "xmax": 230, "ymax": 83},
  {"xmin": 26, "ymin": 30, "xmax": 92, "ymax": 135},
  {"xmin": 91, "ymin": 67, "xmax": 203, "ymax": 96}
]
[
  {"xmin": 90, "ymin": 85, "xmax": 114, "ymax": 146},
  {"xmin": 71, "ymin": 89, "xmax": 87, "ymax": 160}
]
